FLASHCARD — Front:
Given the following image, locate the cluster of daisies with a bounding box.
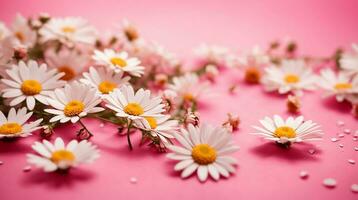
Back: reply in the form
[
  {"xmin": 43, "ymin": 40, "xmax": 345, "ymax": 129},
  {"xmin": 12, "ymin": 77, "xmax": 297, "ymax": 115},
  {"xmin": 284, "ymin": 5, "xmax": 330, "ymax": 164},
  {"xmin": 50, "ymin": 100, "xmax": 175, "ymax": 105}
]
[
  {"xmin": 0, "ymin": 14, "xmax": 239, "ymax": 182},
  {"xmin": 0, "ymin": 13, "xmax": 354, "ymax": 182}
]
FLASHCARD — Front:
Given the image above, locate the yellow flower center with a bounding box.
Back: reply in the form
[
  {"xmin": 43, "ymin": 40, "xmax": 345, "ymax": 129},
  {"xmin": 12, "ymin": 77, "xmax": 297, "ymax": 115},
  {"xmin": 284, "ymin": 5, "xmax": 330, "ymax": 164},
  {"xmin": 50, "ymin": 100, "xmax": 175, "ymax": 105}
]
[
  {"xmin": 15, "ymin": 31, "xmax": 25, "ymax": 42},
  {"xmin": 62, "ymin": 26, "xmax": 76, "ymax": 33},
  {"xmin": 58, "ymin": 66, "xmax": 76, "ymax": 81},
  {"xmin": 124, "ymin": 103, "xmax": 144, "ymax": 116},
  {"xmin": 21, "ymin": 80, "xmax": 42, "ymax": 95},
  {"xmin": 274, "ymin": 126, "xmax": 296, "ymax": 138},
  {"xmin": 284, "ymin": 74, "xmax": 300, "ymax": 84},
  {"xmin": 145, "ymin": 117, "xmax": 157, "ymax": 129},
  {"xmin": 334, "ymin": 83, "xmax": 352, "ymax": 90},
  {"xmin": 124, "ymin": 28, "xmax": 139, "ymax": 41},
  {"xmin": 191, "ymin": 144, "xmax": 217, "ymax": 165},
  {"xmin": 51, "ymin": 150, "xmax": 75, "ymax": 165},
  {"xmin": 183, "ymin": 93, "xmax": 195, "ymax": 102},
  {"xmin": 98, "ymin": 81, "xmax": 117, "ymax": 94},
  {"xmin": 245, "ymin": 67, "xmax": 261, "ymax": 84},
  {"xmin": 64, "ymin": 100, "xmax": 85, "ymax": 117},
  {"xmin": 110, "ymin": 57, "xmax": 127, "ymax": 68},
  {"xmin": 0, "ymin": 123, "xmax": 22, "ymax": 135}
]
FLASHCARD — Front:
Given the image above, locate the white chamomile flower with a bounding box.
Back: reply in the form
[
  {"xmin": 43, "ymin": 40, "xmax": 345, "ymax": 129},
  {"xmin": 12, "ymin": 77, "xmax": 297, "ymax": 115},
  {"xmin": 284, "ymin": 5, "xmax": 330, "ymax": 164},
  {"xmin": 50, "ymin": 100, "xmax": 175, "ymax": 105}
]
[
  {"xmin": 10, "ymin": 14, "xmax": 36, "ymax": 48},
  {"xmin": 251, "ymin": 115, "xmax": 323, "ymax": 145},
  {"xmin": 167, "ymin": 124, "xmax": 239, "ymax": 182},
  {"xmin": 45, "ymin": 48, "xmax": 88, "ymax": 81},
  {"xmin": 0, "ymin": 107, "xmax": 42, "ymax": 138},
  {"xmin": 39, "ymin": 17, "xmax": 97, "ymax": 45},
  {"xmin": 44, "ymin": 82, "xmax": 104, "ymax": 123},
  {"xmin": 262, "ymin": 59, "xmax": 317, "ymax": 95},
  {"xmin": 105, "ymin": 85, "xmax": 165, "ymax": 121},
  {"xmin": 134, "ymin": 115, "xmax": 178, "ymax": 146},
  {"xmin": 80, "ymin": 66, "xmax": 130, "ymax": 96},
  {"xmin": 1, "ymin": 60, "xmax": 66, "ymax": 110},
  {"xmin": 27, "ymin": 137, "xmax": 99, "ymax": 172},
  {"xmin": 236, "ymin": 45, "xmax": 270, "ymax": 68},
  {"xmin": 93, "ymin": 49, "xmax": 144, "ymax": 77},
  {"xmin": 194, "ymin": 44, "xmax": 229, "ymax": 65},
  {"xmin": 168, "ymin": 73, "xmax": 208, "ymax": 103},
  {"xmin": 318, "ymin": 69, "xmax": 358, "ymax": 102},
  {"xmin": 340, "ymin": 43, "xmax": 358, "ymax": 77},
  {"xmin": 135, "ymin": 42, "xmax": 179, "ymax": 73},
  {"xmin": 120, "ymin": 19, "xmax": 140, "ymax": 42}
]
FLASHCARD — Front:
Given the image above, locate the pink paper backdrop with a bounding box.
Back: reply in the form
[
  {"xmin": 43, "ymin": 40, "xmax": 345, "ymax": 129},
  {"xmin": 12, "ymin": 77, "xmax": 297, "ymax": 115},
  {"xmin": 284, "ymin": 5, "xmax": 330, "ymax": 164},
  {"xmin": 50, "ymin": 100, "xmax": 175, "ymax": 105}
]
[{"xmin": 0, "ymin": 0, "xmax": 358, "ymax": 200}]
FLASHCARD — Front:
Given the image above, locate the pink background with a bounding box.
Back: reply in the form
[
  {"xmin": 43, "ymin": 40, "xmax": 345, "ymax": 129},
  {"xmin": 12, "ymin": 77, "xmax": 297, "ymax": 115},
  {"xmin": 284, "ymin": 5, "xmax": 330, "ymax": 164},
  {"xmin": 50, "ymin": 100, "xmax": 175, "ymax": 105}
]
[{"xmin": 0, "ymin": 0, "xmax": 358, "ymax": 200}]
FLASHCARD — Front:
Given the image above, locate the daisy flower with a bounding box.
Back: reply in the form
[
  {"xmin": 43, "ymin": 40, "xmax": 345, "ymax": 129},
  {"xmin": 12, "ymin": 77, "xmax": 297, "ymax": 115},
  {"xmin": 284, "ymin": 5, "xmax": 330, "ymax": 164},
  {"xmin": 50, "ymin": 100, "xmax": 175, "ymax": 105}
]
[
  {"xmin": 262, "ymin": 59, "xmax": 317, "ymax": 95},
  {"xmin": 10, "ymin": 14, "xmax": 36, "ymax": 48},
  {"xmin": 1, "ymin": 60, "xmax": 66, "ymax": 110},
  {"xmin": 27, "ymin": 137, "xmax": 99, "ymax": 172},
  {"xmin": 105, "ymin": 85, "xmax": 165, "ymax": 121},
  {"xmin": 0, "ymin": 107, "xmax": 43, "ymax": 139},
  {"xmin": 134, "ymin": 115, "xmax": 178, "ymax": 146},
  {"xmin": 93, "ymin": 49, "xmax": 144, "ymax": 77},
  {"xmin": 339, "ymin": 43, "xmax": 358, "ymax": 77},
  {"xmin": 251, "ymin": 115, "xmax": 323, "ymax": 145},
  {"xmin": 45, "ymin": 48, "xmax": 88, "ymax": 81},
  {"xmin": 194, "ymin": 44, "xmax": 230, "ymax": 66},
  {"xmin": 167, "ymin": 124, "xmax": 239, "ymax": 182},
  {"xmin": 45, "ymin": 82, "xmax": 104, "ymax": 123},
  {"xmin": 134, "ymin": 42, "xmax": 179, "ymax": 75},
  {"xmin": 318, "ymin": 69, "xmax": 358, "ymax": 102},
  {"xmin": 235, "ymin": 45, "xmax": 270, "ymax": 84},
  {"xmin": 120, "ymin": 19, "xmax": 140, "ymax": 42},
  {"xmin": 39, "ymin": 17, "xmax": 97, "ymax": 45},
  {"xmin": 80, "ymin": 66, "xmax": 130, "ymax": 96},
  {"xmin": 167, "ymin": 73, "xmax": 208, "ymax": 104}
]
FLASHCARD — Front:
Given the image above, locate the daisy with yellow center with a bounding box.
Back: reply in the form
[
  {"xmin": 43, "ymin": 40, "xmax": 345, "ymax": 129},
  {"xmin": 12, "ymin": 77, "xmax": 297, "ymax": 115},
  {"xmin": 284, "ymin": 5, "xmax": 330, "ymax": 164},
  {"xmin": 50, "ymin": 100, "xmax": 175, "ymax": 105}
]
[
  {"xmin": 105, "ymin": 85, "xmax": 165, "ymax": 121},
  {"xmin": 134, "ymin": 115, "xmax": 178, "ymax": 146},
  {"xmin": 167, "ymin": 73, "xmax": 209, "ymax": 104},
  {"xmin": 120, "ymin": 19, "xmax": 140, "ymax": 42},
  {"xmin": 167, "ymin": 124, "xmax": 239, "ymax": 182},
  {"xmin": 262, "ymin": 59, "xmax": 317, "ymax": 96},
  {"xmin": 45, "ymin": 48, "xmax": 88, "ymax": 81},
  {"xmin": 251, "ymin": 115, "xmax": 323, "ymax": 145},
  {"xmin": 39, "ymin": 17, "xmax": 97, "ymax": 45},
  {"xmin": 27, "ymin": 137, "xmax": 100, "ymax": 172},
  {"xmin": 236, "ymin": 45, "xmax": 270, "ymax": 83},
  {"xmin": 1, "ymin": 60, "xmax": 65, "ymax": 110},
  {"xmin": 105, "ymin": 85, "xmax": 165, "ymax": 150},
  {"xmin": 194, "ymin": 44, "xmax": 230, "ymax": 66},
  {"xmin": 80, "ymin": 67, "xmax": 130, "ymax": 96},
  {"xmin": 93, "ymin": 49, "xmax": 144, "ymax": 77},
  {"xmin": 10, "ymin": 14, "xmax": 36, "ymax": 47},
  {"xmin": 318, "ymin": 69, "xmax": 358, "ymax": 102},
  {"xmin": 44, "ymin": 82, "xmax": 104, "ymax": 123},
  {"xmin": 0, "ymin": 107, "xmax": 43, "ymax": 139}
]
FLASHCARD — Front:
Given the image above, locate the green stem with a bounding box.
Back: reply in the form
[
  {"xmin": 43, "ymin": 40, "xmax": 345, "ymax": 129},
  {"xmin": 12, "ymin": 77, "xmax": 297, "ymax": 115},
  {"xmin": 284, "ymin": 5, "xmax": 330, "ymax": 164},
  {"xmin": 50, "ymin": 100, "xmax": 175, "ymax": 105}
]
[
  {"xmin": 127, "ymin": 119, "xmax": 133, "ymax": 150},
  {"xmin": 89, "ymin": 115, "xmax": 121, "ymax": 125},
  {"xmin": 78, "ymin": 119, "xmax": 93, "ymax": 138}
]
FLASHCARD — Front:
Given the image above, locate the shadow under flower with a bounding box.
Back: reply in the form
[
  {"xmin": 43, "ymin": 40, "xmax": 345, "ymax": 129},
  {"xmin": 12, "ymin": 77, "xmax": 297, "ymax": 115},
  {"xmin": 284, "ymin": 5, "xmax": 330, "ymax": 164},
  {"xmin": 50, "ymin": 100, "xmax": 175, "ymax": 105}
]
[
  {"xmin": 0, "ymin": 139, "xmax": 31, "ymax": 155},
  {"xmin": 96, "ymin": 132, "xmax": 164, "ymax": 160},
  {"xmin": 250, "ymin": 142, "xmax": 321, "ymax": 162},
  {"xmin": 21, "ymin": 168, "xmax": 95, "ymax": 189},
  {"xmin": 321, "ymin": 97, "xmax": 351, "ymax": 114}
]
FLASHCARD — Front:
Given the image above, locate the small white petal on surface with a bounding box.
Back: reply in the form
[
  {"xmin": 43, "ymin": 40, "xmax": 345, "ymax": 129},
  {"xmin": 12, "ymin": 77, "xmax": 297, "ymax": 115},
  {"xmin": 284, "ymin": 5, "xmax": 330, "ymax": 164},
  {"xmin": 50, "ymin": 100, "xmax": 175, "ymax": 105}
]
[
  {"xmin": 351, "ymin": 184, "xmax": 358, "ymax": 193},
  {"xmin": 323, "ymin": 178, "xmax": 337, "ymax": 188}
]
